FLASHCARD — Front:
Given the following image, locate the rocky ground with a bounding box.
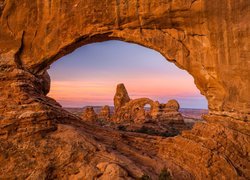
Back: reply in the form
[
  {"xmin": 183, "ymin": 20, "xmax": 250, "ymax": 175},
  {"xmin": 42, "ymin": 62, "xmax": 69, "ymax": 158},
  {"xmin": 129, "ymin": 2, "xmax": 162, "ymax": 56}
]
[
  {"xmin": 64, "ymin": 107, "xmax": 208, "ymax": 120},
  {"xmin": 64, "ymin": 107, "xmax": 207, "ymax": 137}
]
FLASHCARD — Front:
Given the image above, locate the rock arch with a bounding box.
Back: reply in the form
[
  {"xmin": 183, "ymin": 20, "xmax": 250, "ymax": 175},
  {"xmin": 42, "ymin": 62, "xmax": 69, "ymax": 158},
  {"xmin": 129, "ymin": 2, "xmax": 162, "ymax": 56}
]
[
  {"xmin": 114, "ymin": 98, "xmax": 156, "ymax": 123},
  {"xmin": 1, "ymin": 0, "xmax": 249, "ymax": 118},
  {"xmin": 0, "ymin": 0, "xmax": 249, "ymax": 179}
]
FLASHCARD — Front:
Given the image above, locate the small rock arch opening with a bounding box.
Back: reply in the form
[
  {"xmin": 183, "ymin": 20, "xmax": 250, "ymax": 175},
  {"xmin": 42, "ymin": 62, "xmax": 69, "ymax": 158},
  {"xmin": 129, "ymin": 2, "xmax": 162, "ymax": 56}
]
[
  {"xmin": 144, "ymin": 104, "xmax": 151, "ymax": 112},
  {"xmin": 48, "ymin": 40, "xmax": 208, "ymax": 136}
]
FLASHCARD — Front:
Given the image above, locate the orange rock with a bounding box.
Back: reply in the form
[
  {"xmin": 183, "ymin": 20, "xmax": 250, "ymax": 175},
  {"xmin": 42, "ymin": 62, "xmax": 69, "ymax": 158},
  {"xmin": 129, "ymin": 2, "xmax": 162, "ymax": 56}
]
[
  {"xmin": 97, "ymin": 162, "xmax": 129, "ymax": 180},
  {"xmin": 165, "ymin": 100, "xmax": 180, "ymax": 112},
  {"xmin": 113, "ymin": 85, "xmax": 184, "ymax": 124},
  {"xmin": 0, "ymin": 0, "xmax": 249, "ymax": 179},
  {"xmin": 98, "ymin": 105, "xmax": 111, "ymax": 121},
  {"xmin": 114, "ymin": 83, "xmax": 130, "ymax": 112},
  {"xmin": 82, "ymin": 107, "xmax": 97, "ymax": 122}
]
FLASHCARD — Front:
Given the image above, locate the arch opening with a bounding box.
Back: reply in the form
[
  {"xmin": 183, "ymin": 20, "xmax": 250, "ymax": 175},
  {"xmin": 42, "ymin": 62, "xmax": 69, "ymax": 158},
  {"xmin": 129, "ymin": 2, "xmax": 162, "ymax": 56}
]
[
  {"xmin": 144, "ymin": 104, "xmax": 151, "ymax": 113},
  {"xmin": 47, "ymin": 40, "xmax": 208, "ymax": 136}
]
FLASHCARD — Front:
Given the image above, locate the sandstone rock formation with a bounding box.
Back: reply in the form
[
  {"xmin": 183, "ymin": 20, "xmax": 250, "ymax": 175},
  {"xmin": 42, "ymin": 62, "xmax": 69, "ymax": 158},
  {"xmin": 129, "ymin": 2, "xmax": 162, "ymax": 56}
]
[
  {"xmin": 114, "ymin": 83, "xmax": 130, "ymax": 112},
  {"xmin": 98, "ymin": 105, "xmax": 111, "ymax": 121},
  {"xmin": 113, "ymin": 98, "xmax": 155, "ymax": 123},
  {"xmin": 157, "ymin": 100, "xmax": 183, "ymax": 121},
  {"xmin": 82, "ymin": 107, "xmax": 98, "ymax": 122},
  {"xmin": 0, "ymin": 0, "xmax": 249, "ymax": 179},
  {"xmin": 113, "ymin": 84, "xmax": 184, "ymax": 124},
  {"xmin": 166, "ymin": 100, "xmax": 180, "ymax": 112},
  {"xmin": 96, "ymin": 162, "xmax": 130, "ymax": 180}
]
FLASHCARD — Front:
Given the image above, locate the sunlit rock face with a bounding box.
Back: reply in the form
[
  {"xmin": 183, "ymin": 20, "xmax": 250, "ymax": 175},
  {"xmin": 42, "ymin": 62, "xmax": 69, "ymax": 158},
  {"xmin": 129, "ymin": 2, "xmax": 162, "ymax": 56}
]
[
  {"xmin": 98, "ymin": 105, "xmax": 111, "ymax": 121},
  {"xmin": 114, "ymin": 83, "xmax": 131, "ymax": 112},
  {"xmin": 113, "ymin": 84, "xmax": 184, "ymax": 124},
  {"xmin": 0, "ymin": 0, "xmax": 249, "ymax": 179},
  {"xmin": 82, "ymin": 107, "xmax": 98, "ymax": 122}
]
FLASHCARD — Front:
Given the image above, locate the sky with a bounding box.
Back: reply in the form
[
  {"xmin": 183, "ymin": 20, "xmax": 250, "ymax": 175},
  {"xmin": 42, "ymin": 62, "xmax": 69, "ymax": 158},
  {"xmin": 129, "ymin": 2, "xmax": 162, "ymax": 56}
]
[{"xmin": 48, "ymin": 40, "xmax": 208, "ymax": 109}]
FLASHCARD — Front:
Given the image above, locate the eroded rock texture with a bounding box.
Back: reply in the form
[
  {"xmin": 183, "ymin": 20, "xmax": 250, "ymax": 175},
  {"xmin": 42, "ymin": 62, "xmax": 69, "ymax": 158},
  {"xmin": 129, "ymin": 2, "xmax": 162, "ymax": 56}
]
[
  {"xmin": 0, "ymin": 0, "xmax": 249, "ymax": 179},
  {"xmin": 113, "ymin": 84, "xmax": 184, "ymax": 124},
  {"xmin": 98, "ymin": 105, "xmax": 111, "ymax": 121},
  {"xmin": 82, "ymin": 107, "xmax": 98, "ymax": 122},
  {"xmin": 114, "ymin": 83, "xmax": 131, "ymax": 112}
]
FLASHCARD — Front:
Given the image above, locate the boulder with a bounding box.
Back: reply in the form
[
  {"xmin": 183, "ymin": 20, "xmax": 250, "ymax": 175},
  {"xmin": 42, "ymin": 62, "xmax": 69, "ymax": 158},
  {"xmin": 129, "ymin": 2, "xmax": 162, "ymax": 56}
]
[
  {"xmin": 98, "ymin": 105, "xmax": 111, "ymax": 121},
  {"xmin": 165, "ymin": 100, "xmax": 180, "ymax": 112},
  {"xmin": 82, "ymin": 107, "xmax": 97, "ymax": 122}
]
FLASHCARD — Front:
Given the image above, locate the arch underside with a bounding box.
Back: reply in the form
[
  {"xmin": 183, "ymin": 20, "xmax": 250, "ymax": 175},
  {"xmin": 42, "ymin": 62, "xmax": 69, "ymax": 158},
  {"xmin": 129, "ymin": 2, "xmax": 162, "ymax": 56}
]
[{"xmin": 0, "ymin": 0, "xmax": 249, "ymax": 179}]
